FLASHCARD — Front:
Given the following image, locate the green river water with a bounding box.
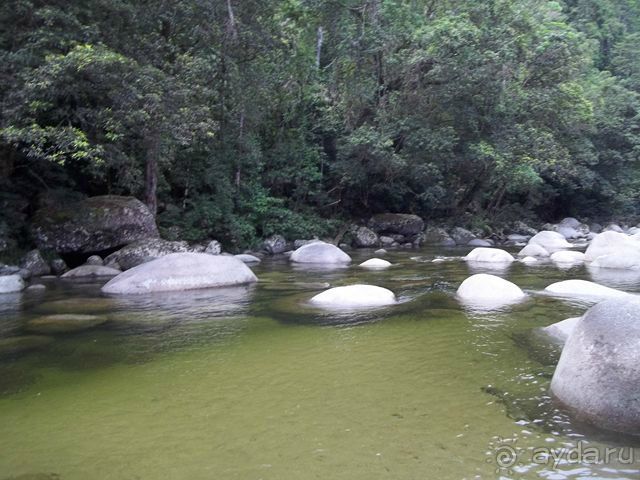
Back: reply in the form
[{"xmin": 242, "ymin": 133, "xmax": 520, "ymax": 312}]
[{"xmin": 1, "ymin": 247, "xmax": 639, "ymax": 479}]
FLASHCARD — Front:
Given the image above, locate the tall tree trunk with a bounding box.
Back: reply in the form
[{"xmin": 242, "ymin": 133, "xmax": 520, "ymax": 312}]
[
  {"xmin": 316, "ymin": 26, "xmax": 324, "ymax": 68},
  {"xmin": 145, "ymin": 134, "xmax": 160, "ymax": 216}
]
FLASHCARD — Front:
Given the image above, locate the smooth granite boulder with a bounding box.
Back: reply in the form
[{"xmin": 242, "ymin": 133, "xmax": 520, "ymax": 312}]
[
  {"xmin": 290, "ymin": 241, "xmax": 351, "ymax": 264},
  {"xmin": 359, "ymin": 258, "xmax": 392, "ymax": 268},
  {"xmin": 102, "ymin": 253, "xmax": 258, "ymax": 294},
  {"xmin": 309, "ymin": 285, "xmax": 397, "ymax": 308},
  {"xmin": 550, "ymin": 299, "xmax": 640, "ymax": 435},
  {"xmin": 456, "ymin": 274, "xmax": 526, "ymax": 308},
  {"xmin": 464, "ymin": 248, "xmax": 514, "ymax": 263},
  {"xmin": 544, "ymin": 280, "xmax": 631, "ymax": 300}
]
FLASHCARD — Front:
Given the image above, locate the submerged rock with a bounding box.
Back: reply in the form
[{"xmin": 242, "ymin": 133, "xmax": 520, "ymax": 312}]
[
  {"xmin": 32, "ymin": 195, "xmax": 158, "ymax": 254},
  {"xmin": 464, "ymin": 248, "xmax": 514, "ymax": 263},
  {"xmin": 290, "ymin": 241, "xmax": 351, "ymax": 264},
  {"xmin": 551, "ymin": 298, "xmax": 640, "ymax": 435},
  {"xmin": 61, "ymin": 265, "xmax": 122, "ymax": 278},
  {"xmin": 359, "ymin": 258, "xmax": 392, "ymax": 268},
  {"xmin": 0, "ymin": 275, "xmax": 25, "ymax": 294},
  {"xmin": 0, "ymin": 335, "xmax": 54, "ymax": 357},
  {"xmin": 26, "ymin": 314, "xmax": 108, "ymax": 334},
  {"xmin": 102, "ymin": 252, "xmax": 258, "ymax": 294},
  {"xmin": 36, "ymin": 297, "xmax": 117, "ymax": 314},
  {"xmin": 456, "ymin": 274, "xmax": 526, "ymax": 308},
  {"xmin": 309, "ymin": 285, "xmax": 397, "ymax": 308},
  {"xmin": 544, "ymin": 279, "xmax": 631, "ymax": 300}
]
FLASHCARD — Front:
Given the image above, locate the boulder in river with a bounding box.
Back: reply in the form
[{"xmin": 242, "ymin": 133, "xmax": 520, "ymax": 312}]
[
  {"xmin": 102, "ymin": 252, "xmax": 258, "ymax": 294},
  {"xmin": 464, "ymin": 248, "xmax": 514, "ymax": 263},
  {"xmin": 541, "ymin": 317, "xmax": 581, "ymax": 344},
  {"xmin": 61, "ymin": 265, "xmax": 122, "ymax": 278},
  {"xmin": 32, "ymin": 195, "xmax": 159, "ymax": 254},
  {"xmin": 550, "ymin": 298, "xmax": 640, "ymax": 435},
  {"xmin": 262, "ymin": 234, "xmax": 288, "ymax": 254},
  {"xmin": 517, "ymin": 244, "xmax": 550, "ymax": 257},
  {"xmin": 456, "ymin": 274, "xmax": 526, "ymax": 307},
  {"xmin": 85, "ymin": 255, "xmax": 104, "ymax": 266},
  {"xmin": 420, "ymin": 227, "xmax": 456, "ymax": 246},
  {"xmin": 527, "ymin": 231, "xmax": 572, "ymax": 253},
  {"xmin": 353, "ymin": 226, "xmax": 379, "ymax": 248},
  {"xmin": 467, "ymin": 239, "xmax": 492, "ymax": 247},
  {"xmin": 104, "ymin": 238, "xmax": 195, "ymax": 270},
  {"xmin": 19, "ymin": 250, "xmax": 50, "ymax": 276},
  {"xmin": 544, "ymin": 279, "xmax": 630, "ymax": 300},
  {"xmin": 290, "ymin": 241, "xmax": 351, "ymax": 264},
  {"xmin": 368, "ymin": 213, "xmax": 424, "ymax": 236},
  {"xmin": 0, "ymin": 275, "xmax": 25, "ymax": 294},
  {"xmin": 309, "ymin": 285, "xmax": 397, "ymax": 308},
  {"xmin": 550, "ymin": 251, "xmax": 585, "ymax": 264},
  {"xmin": 591, "ymin": 253, "xmax": 640, "ymax": 270},
  {"xmin": 205, "ymin": 240, "xmax": 222, "ymax": 255},
  {"xmin": 359, "ymin": 258, "xmax": 392, "ymax": 268},
  {"xmin": 450, "ymin": 227, "xmax": 476, "ymax": 246},
  {"xmin": 584, "ymin": 231, "xmax": 640, "ymax": 262}
]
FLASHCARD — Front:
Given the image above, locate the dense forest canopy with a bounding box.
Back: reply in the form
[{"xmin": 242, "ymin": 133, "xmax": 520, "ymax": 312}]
[{"xmin": 1, "ymin": 0, "xmax": 639, "ymax": 249}]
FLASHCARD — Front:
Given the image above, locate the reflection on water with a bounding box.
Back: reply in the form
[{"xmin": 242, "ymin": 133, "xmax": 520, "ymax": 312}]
[{"xmin": 0, "ymin": 247, "xmax": 639, "ymax": 479}]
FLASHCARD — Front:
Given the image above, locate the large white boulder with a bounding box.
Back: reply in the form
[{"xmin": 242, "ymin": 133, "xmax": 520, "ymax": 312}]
[
  {"xmin": 517, "ymin": 244, "xmax": 550, "ymax": 257},
  {"xmin": 464, "ymin": 248, "xmax": 514, "ymax": 263},
  {"xmin": 550, "ymin": 251, "xmax": 585, "ymax": 264},
  {"xmin": 309, "ymin": 285, "xmax": 396, "ymax": 308},
  {"xmin": 290, "ymin": 241, "xmax": 351, "ymax": 264},
  {"xmin": 584, "ymin": 231, "xmax": 640, "ymax": 262},
  {"xmin": 544, "ymin": 279, "xmax": 631, "ymax": 300},
  {"xmin": 359, "ymin": 258, "xmax": 392, "ymax": 268},
  {"xmin": 541, "ymin": 317, "xmax": 581, "ymax": 344},
  {"xmin": 0, "ymin": 275, "xmax": 25, "ymax": 294},
  {"xmin": 591, "ymin": 253, "xmax": 640, "ymax": 270},
  {"xmin": 527, "ymin": 231, "xmax": 572, "ymax": 252},
  {"xmin": 102, "ymin": 253, "xmax": 257, "ymax": 294},
  {"xmin": 456, "ymin": 274, "xmax": 526, "ymax": 308},
  {"xmin": 550, "ymin": 299, "xmax": 640, "ymax": 435}
]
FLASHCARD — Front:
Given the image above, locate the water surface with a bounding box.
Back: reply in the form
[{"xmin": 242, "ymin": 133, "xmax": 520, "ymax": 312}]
[{"xmin": 1, "ymin": 247, "xmax": 639, "ymax": 479}]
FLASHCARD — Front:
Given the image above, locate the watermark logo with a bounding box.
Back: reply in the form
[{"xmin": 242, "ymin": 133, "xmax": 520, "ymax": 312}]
[{"xmin": 487, "ymin": 437, "xmax": 638, "ymax": 474}]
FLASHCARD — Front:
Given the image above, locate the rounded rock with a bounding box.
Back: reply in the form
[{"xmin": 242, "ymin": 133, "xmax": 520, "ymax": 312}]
[{"xmin": 309, "ymin": 285, "xmax": 397, "ymax": 308}]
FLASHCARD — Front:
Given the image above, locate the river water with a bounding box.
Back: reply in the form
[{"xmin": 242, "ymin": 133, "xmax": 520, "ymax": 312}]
[{"xmin": 0, "ymin": 247, "xmax": 639, "ymax": 479}]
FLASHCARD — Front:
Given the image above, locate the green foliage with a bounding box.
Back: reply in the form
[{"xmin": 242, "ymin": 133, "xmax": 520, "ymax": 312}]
[{"xmin": 1, "ymin": 0, "xmax": 640, "ymax": 250}]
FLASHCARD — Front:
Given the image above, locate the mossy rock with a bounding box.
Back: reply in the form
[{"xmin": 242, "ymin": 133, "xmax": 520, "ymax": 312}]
[
  {"xmin": 32, "ymin": 195, "xmax": 158, "ymax": 254},
  {"xmin": 0, "ymin": 335, "xmax": 54, "ymax": 357},
  {"xmin": 26, "ymin": 314, "xmax": 108, "ymax": 334}
]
